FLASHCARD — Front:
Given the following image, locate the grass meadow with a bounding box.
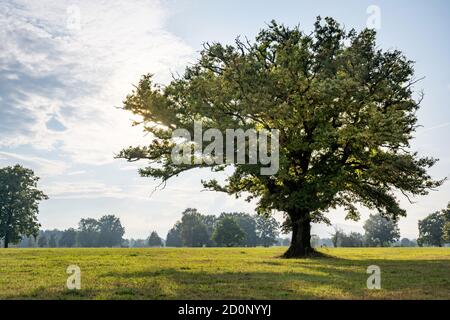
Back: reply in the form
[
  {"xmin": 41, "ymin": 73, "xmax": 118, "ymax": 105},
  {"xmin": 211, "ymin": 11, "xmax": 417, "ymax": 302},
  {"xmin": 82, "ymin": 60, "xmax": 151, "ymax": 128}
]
[{"xmin": 0, "ymin": 247, "xmax": 448, "ymax": 300}]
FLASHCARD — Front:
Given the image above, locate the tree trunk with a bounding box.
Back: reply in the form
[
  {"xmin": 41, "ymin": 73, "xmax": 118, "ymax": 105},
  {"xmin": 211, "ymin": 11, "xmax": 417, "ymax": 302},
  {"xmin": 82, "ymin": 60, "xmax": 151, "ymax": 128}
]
[
  {"xmin": 3, "ymin": 211, "xmax": 12, "ymax": 249},
  {"xmin": 283, "ymin": 214, "xmax": 314, "ymax": 258},
  {"xmin": 4, "ymin": 233, "xmax": 9, "ymax": 248}
]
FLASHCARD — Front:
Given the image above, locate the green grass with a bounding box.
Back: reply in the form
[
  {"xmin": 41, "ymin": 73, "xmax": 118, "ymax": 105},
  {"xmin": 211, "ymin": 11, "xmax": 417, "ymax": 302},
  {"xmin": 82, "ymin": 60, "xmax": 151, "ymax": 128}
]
[{"xmin": 0, "ymin": 247, "xmax": 448, "ymax": 299}]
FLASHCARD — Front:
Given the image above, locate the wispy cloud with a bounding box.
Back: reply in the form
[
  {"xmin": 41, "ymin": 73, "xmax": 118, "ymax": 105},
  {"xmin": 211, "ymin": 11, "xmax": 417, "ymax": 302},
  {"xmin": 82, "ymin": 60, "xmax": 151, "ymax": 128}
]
[
  {"xmin": 0, "ymin": 151, "xmax": 68, "ymax": 175},
  {"xmin": 416, "ymin": 121, "xmax": 450, "ymax": 136},
  {"xmin": 44, "ymin": 181, "xmax": 124, "ymax": 199},
  {"xmin": 66, "ymin": 170, "xmax": 86, "ymax": 176}
]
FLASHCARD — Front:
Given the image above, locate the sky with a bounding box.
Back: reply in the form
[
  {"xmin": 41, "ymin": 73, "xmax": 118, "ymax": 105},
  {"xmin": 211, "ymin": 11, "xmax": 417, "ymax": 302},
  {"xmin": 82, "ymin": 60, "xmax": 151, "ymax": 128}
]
[{"xmin": 0, "ymin": 0, "xmax": 449, "ymax": 240}]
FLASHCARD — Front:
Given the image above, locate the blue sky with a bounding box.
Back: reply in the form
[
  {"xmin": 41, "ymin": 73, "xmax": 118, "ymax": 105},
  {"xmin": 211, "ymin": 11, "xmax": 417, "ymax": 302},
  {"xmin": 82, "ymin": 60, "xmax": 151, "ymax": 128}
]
[{"xmin": 0, "ymin": 0, "xmax": 449, "ymax": 239}]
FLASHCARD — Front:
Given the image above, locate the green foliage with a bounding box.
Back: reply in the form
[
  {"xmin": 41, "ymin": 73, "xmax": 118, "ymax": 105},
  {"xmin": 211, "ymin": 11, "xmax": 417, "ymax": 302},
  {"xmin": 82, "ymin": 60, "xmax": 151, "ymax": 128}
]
[
  {"xmin": 212, "ymin": 216, "xmax": 245, "ymax": 247},
  {"xmin": 400, "ymin": 238, "xmax": 417, "ymax": 247},
  {"xmin": 341, "ymin": 232, "xmax": 365, "ymax": 247},
  {"xmin": 118, "ymin": 17, "xmax": 442, "ymax": 255},
  {"xmin": 219, "ymin": 212, "xmax": 258, "ymax": 246},
  {"xmin": 418, "ymin": 203, "xmax": 448, "ymax": 246},
  {"xmin": 59, "ymin": 228, "xmax": 77, "ymax": 248},
  {"xmin": 37, "ymin": 234, "xmax": 47, "ymax": 248},
  {"xmin": 255, "ymin": 215, "xmax": 280, "ymax": 247},
  {"xmin": 0, "ymin": 165, "xmax": 48, "ymax": 248},
  {"xmin": 77, "ymin": 215, "xmax": 125, "ymax": 247},
  {"xmin": 443, "ymin": 223, "xmax": 450, "ymax": 243},
  {"xmin": 166, "ymin": 222, "xmax": 183, "ymax": 247},
  {"xmin": 97, "ymin": 215, "xmax": 125, "ymax": 247},
  {"xmin": 148, "ymin": 231, "xmax": 163, "ymax": 247},
  {"xmin": 363, "ymin": 213, "xmax": 400, "ymax": 247},
  {"xmin": 330, "ymin": 227, "xmax": 365, "ymax": 247},
  {"xmin": 167, "ymin": 208, "xmax": 280, "ymax": 247},
  {"xmin": 48, "ymin": 234, "xmax": 58, "ymax": 248},
  {"xmin": 180, "ymin": 208, "xmax": 211, "ymax": 247},
  {"xmin": 77, "ymin": 218, "xmax": 100, "ymax": 247},
  {"xmin": 443, "ymin": 203, "xmax": 450, "ymax": 243}
]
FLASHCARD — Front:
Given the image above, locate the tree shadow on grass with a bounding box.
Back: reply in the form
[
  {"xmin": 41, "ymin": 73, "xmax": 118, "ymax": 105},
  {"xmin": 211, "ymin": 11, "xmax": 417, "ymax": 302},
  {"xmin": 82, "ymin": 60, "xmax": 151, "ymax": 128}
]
[
  {"xmin": 99, "ymin": 257, "xmax": 450, "ymax": 300},
  {"xmin": 99, "ymin": 269, "xmax": 353, "ymax": 299},
  {"xmin": 3, "ymin": 255, "xmax": 449, "ymax": 300}
]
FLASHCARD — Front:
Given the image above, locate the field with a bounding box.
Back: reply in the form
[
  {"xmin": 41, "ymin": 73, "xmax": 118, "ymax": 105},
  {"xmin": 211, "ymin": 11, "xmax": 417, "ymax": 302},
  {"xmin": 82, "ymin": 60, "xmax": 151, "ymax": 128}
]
[{"xmin": 0, "ymin": 247, "xmax": 449, "ymax": 300}]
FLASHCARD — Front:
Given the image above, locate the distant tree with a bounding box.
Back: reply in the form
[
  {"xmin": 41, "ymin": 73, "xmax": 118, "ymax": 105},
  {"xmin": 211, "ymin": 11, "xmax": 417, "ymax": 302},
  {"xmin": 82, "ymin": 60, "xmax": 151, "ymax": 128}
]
[
  {"xmin": 201, "ymin": 214, "xmax": 217, "ymax": 246},
  {"xmin": 418, "ymin": 208, "xmax": 447, "ymax": 247},
  {"xmin": 364, "ymin": 214, "xmax": 400, "ymax": 247},
  {"xmin": 130, "ymin": 239, "xmax": 147, "ymax": 248},
  {"xmin": 220, "ymin": 213, "xmax": 258, "ymax": 247},
  {"xmin": 255, "ymin": 216, "xmax": 279, "ymax": 247},
  {"xmin": 38, "ymin": 234, "xmax": 47, "ymax": 248},
  {"xmin": 180, "ymin": 208, "xmax": 210, "ymax": 247},
  {"xmin": 48, "ymin": 234, "xmax": 58, "ymax": 248},
  {"xmin": 0, "ymin": 165, "xmax": 48, "ymax": 248},
  {"xmin": 340, "ymin": 232, "xmax": 365, "ymax": 247},
  {"xmin": 77, "ymin": 218, "xmax": 99, "ymax": 247},
  {"xmin": 27, "ymin": 236, "xmax": 36, "ymax": 247},
  {"xmin": 330, "ymin": 228, "xmax": 364, "ymax": 247},
  {"xmin": 166, "ymin": 222, "xmax": 183, "ymax": 247},
  {"xmin": 121, "ymin": 239, "xmax": 130, "ymax": 248},
  {"xmin": 212, "ymin": 216, "xmax": 245, "ymax": 247},
  {"xmin": 330, "ymin": 226, "xmax": 344, "ymax": 247},
  {"xmin": 97, "ymin": 215, "xmax": 125, "ymax": 247},
  {"xmin": 148, "ymin": 231, "xmax": 163, "ymax": 247},
  {"xmin": 17, "ymin": 235, "xmax": 35, "ymax": 248},
  {"xmin": 443, "ymin": 223, "xmax": 450, "ymax": 243},
  {"xmin": 59, "ymin": 228, "xmax": 77, "ymax": 248},
  {"xmin": 442, "ymin": 203, "xmax": 450, "ymax": 243},
  {"xmin": 281, "ymin": 238, "xmax": 290, "ymax": 246},
  {"xmin": 400, "ymin": 238, "xmax": 415, "ymax": 247}
]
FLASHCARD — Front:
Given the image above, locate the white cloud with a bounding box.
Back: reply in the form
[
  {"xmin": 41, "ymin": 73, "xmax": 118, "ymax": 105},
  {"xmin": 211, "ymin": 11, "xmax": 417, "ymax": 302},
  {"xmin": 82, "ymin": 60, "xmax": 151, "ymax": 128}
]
[
  {"xmin": 66, "ymin": 170, "xmax": 86, "ymax": 176},
  {"xmin": 44, "ymin": 181, "xmax": 123, "ymax": 199},
  {"xmin": 0, "ymin": 0, "xmax": 194, "ymax": 164}
]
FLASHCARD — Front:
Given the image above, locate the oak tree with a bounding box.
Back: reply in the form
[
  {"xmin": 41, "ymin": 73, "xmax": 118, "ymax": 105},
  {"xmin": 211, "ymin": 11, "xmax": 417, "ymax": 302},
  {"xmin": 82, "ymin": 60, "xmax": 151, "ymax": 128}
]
[{"xmin": 118, "ymin": 18, "xmax": 442, "ymax": 257}]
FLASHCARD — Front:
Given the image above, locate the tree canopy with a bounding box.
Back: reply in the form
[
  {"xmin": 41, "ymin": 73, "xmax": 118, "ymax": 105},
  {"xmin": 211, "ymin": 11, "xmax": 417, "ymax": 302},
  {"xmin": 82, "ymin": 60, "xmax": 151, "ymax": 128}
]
[
  {"xmin": 77, "ymin": 215, "xmax": 125, "ymax": 247},
  {"xmin": 418, "ymin": 203, "xmax": 449, "ymax": 247},
  {"xmin": 166, "ymin": 222, "xmax": 183, "ymax": 247},
  {"xmin": 0, "ymin": 165, "xmax": 48, "ymax": 248},
  {"xmin": 59, "ymin": 228, "xmax": 77, "ymax": 247},
  {"xmin": 255, "ymin": 215, "xmax": 280, "ymax": 247},
  {"xmin": 212, "ymin": 216, "xmax": 245, "ymax": 247},
  {"xmin": 363, "ymin": 213, "xmax": 400, "ymax": 247},
  {"xmin": 148, "ymin": 231, "xmax": 163, "ymax": 247},
  {"xmin": 118, "ymin": 17, "xmax": 443, "ymax": 257}
]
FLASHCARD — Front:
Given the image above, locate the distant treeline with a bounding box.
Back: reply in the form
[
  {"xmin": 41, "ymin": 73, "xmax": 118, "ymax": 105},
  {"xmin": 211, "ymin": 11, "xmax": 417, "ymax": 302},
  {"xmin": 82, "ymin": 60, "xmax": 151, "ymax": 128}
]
[
  {"xmin": 162, "ymin": 208, "xmax": 280, "ymax": 247},
  {"xmin": 5, "ymin": 209, "xmax": 281, "ymax": 248},
  {"xmin": 3, "ymin": 206, "xmax": 448, "ymax": 248},
  {"xmin": 6, "ymin": 214, "xmax": 126, "ymax": 248}
]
